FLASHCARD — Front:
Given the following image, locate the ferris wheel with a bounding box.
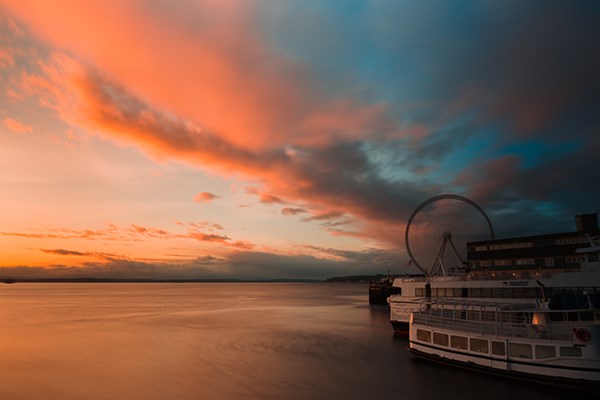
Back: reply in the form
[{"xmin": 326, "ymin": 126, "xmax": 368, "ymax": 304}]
[{"xmin": 405, "ymin": 194, "xmax": 494, "ymax": 276}]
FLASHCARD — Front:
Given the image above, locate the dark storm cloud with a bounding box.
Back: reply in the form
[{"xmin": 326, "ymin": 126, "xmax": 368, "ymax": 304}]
[
  {"xmin": 366, "ymin": 0, "xmax": 600, "ymax": 235},
  {"xmin": 289, "ymin": 142, "xmax": 438, "ymax": 224}
]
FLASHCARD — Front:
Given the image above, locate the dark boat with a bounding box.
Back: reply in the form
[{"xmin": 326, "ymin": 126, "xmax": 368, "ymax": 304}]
[{"xmin": 369, "ymin": 273, "xmax": 401, "ymax": 305}]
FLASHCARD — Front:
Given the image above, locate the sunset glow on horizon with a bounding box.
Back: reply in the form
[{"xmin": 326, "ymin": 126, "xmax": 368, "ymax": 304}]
[{"xmin": 2, "ymin": 1, "xmax": 599, "ymax": 280}]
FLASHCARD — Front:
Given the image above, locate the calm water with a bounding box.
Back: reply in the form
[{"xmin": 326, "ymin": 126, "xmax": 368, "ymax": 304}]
[{"xmin": 0, "ymin": 283, "xmax": 569, "ymax": 400}]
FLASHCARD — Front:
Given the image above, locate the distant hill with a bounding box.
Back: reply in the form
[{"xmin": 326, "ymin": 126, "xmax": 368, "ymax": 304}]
[{"xmin": 324, "ymin": 274, "xmax": 389, "ymax": 283}]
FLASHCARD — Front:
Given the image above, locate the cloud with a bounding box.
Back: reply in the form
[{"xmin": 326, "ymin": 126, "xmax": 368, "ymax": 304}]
[
  {"xmin": 41, "ymin": 248, "xmax": 86, "ymax": 256},
  {"xmin": 187, "ymin": 232, "xmax": 230, "ymax": 244},
  {"xmin": 0, "ymin": 247, "xmax": 398, "ymax": 281},
  {"xmin": 301, "ymin": 211, "xmax": 345, "ymax": 222},
  {"xmin": 3, "ymin": 117, "xmax": 32, "ymax": 133},
  {"xmin": 0, "ymin": 49, "xmax": 14, "ymax": 67},
  {"xmin": 189, "ymin": 221, "xmax": 224, "ymax": 231},
  {"xmin": 281, "ymin": 207, "xmax": 307, "ymax": 216},
  {"xmin": 193, "ymin": 191, "xmax": 221, "ymax": 203},
  {"xmin": 2, "ymin": 221, "xmax": 254, "ymax": 250},
  {"xmin": 40, "ymin": 248, "xmax": 119, "ymax": 260},
  {"xmin": 2, "ymin": 0, "xmax": 599, "ymax": 253}
]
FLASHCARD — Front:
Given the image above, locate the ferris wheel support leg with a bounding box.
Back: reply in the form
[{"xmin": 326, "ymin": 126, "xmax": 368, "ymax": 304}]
[
  {"xmin": 447, "ymin": 236, "xmax": 465, "ymax": 270},
  {"xmin": 430, "ymin": 238, "xmax": 448, "ymax": 276}
]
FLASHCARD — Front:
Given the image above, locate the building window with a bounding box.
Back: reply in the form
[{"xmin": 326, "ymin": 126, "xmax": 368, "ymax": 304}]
[
  {"xmin": 544, "ymin": 258, "xmax": 555, "ymax": 267},
  {"xmin": 490, "ymin": 242, "xmax": 533, "ymax": 250},
  {"xmin": 565, "ymin": 256, "xmax": 585, "ymax": 263},
  {"xmin": 515, "ymin": 259, "xmax": 535, "ymax": 265},
  {"xmin": 556, "ymin": 237, "xmax": 587, "ymax": 245}
]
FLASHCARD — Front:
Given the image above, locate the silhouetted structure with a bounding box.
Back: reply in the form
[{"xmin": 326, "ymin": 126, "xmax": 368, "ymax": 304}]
[{"xmin": 467, "ymin": 214, "xmax": 599, "ymax": 274}]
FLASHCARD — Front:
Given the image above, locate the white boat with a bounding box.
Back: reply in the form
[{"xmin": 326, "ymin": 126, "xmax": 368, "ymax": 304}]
[
  {"xmin": 408, "ymin": 296, "xmax": 600, "ymax": 392},
  {"xmin": 389, "ymin": 235, "xmax": 600, "ymax": 336}
]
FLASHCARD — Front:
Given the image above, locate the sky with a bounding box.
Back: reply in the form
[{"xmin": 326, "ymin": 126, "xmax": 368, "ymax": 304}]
[{"xmin": 1, "ymin": 0, "xmax": 599, "ymax": 280}]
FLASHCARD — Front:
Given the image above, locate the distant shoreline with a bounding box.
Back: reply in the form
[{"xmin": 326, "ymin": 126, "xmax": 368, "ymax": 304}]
[
  {"xmin": 1, "ymin": 276, "xmax": 383, "ymax": 284},
  {"xmin": 2, "ymin": 278, "xmax": 326, "ymax": 284}
]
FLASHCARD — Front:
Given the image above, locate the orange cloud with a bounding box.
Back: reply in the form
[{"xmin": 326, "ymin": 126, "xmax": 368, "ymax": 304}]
[
  {"xmin": 193, "ymin": 192, "xmax": 220, "ymax": 203},
  {"xmin": 1, "ymin": 3, "xmax": 429, "ymax": 248},
  {"xmin": 3, "ymin": 117, "xmax": 32, "ymax": 133},
  {"xmin": 0, "ymin": 48, "xmax": 14, "ymax": 67}
]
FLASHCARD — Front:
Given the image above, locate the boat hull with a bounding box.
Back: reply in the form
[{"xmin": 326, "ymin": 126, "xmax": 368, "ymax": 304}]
[
  {"xmin": 390, "ymin": 320, "xmax": 409, "ymax": 336},
  {"xmin": 409, "ymin": 343, "xmax": 600, "ymax": 393}
]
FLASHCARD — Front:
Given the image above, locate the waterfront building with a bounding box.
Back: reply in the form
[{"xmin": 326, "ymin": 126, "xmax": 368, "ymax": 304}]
[{"xmin": 467, "ymin": 214, "xmax": 599, "ymax": 276}]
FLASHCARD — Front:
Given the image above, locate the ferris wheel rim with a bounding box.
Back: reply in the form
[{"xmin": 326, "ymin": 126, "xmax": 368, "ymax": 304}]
[{"xmin": 404, "ymin": 194, "xmax": 495, "ymax": 274}]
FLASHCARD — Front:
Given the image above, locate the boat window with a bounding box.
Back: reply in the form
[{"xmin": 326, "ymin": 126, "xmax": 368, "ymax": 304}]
[
  {"xmin": 509, "ymin": 343, "xmax": 532, "ymax": 359},
  {"xmin": 431, "ymin": 288, "xmax": 439, "ymax": 297},
  {"xmin": 450, "ymin": 336, "xmax": 468, "ymax": 350},
  {"xmin": 491, "ymin": 341, "xmax": 505, "ymax": 356},
  {"xmin": 416, "ymin": 329, "xmax": 431, "ymax": 343},
  {"xmin": 559, "ymin": 347, "xmax": 582, "ymax": 357},
  {"xmin": 416, "ymin": 288, "xmax": 424, "ymax": 297},
  {"xmin": 481, "ymin": 288, "xmax": 492, "ymax": 298},
  {"xmin": 524, "ymin": 287, "xmax": 538, "ymax": 298},
  {"xmin": 470, "ymin": 288, "xmax": 481, "ymax": 298},
  {"xmin": 535, "ymin": 345, "xmax": 556, "ymax": 359},
  {"xmin": 492, "ymin": 288, "xmax": 502, "ymax": 298},
  {"xmin": 433, "ymin": 332, "xmax": 449, "ymax": 346},
  {"xmin": 453, "ymin": 288, "xmax": 463, "ymax": 297},
  {"xmin": 470, "ymin": 338, "xmax": 489, "ymax": 353}
]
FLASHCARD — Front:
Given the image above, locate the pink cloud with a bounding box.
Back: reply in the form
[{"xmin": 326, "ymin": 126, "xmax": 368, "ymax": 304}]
[
  {"xmin": 193, "ymin": 192, "xmax": 220, "ymax": 203},
  {"xmin": 1, "ymin": 1, "xmax": 404, "ymax": 151},
  {"xmin": 3, "ymin": 117, "xmax": 32, "ymax": 133},
  {"xmin": 0, "ymin": 3, "xmax": 421, "ymax": 248}
]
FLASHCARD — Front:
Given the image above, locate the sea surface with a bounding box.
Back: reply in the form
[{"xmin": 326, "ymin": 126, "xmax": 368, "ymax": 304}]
[{"xmin": 0, "ymin": 283, "xmax": 570, "ymax": 400}]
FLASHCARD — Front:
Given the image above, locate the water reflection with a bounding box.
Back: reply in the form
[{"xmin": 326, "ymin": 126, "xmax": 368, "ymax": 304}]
[{"xmin": 0, "ymin": 283, "xmax": 572, "ymax": 400}]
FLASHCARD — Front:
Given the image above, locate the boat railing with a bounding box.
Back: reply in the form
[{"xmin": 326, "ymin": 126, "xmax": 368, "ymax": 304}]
[
  {"xmin": 412, "ymin": 306, "xmax": 598, "ymax": 341},
  {"xmin": 411, "ymin": 313, "xmax": 574, "ymax": 340}
]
